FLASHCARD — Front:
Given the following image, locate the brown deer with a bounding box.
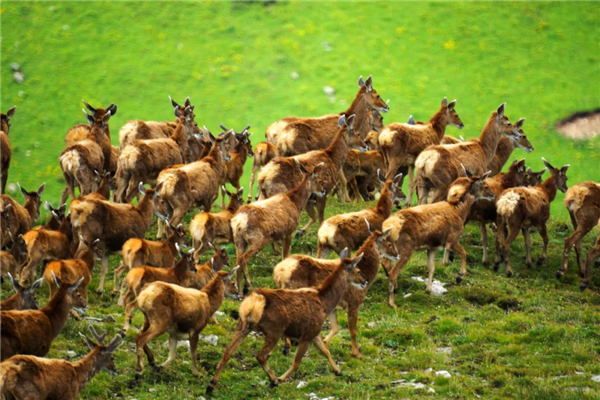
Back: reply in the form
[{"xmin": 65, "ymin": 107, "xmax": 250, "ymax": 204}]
[
  {"xmin": 190, "ymin": 186, "xmax": 244, "ymax": 260},
  {"xmin": 0, "ymin": 326, "xmax": 122, "ymax": 400},
  {"xmin": 1, "ymin": 183, "xmax": 45, "ymax": 247},
  {"xmin": 317, "ymin": 170, "xmax": 405, "ymax": 258},
  {"xmin": 70, "ymin": 183, "xmax": 157, "ymax": 294},
  {"xmin": 275, "ymin": 228, "xmax": 397, "ymax": 358},
  {"xmin": 382, "ymin": 171, "xmax": 493, "ymax": 307},
  {"xmin": 581, "ymin": 221, "xmax": 600, "ymax": 291},
  {"xmin": 559, "ymin": 181, "xmax": 600, "ymax": 285},
  {"xmin": 526, "ymin": 167, "xmax": 546, "ymax": 186},
  {"xmin": 182, "ymin": 244, "xmax": 230, "ymax": 290},
  {"xmin": 219, "ymin": 126, "xmax": 253, "ymax": 208},
  {"xmin": 247, "ymin": 141, "xmax": 277, "ymax": 203},
  {"xmin": 495, "ymin": 158, "xmax": 569, "ymax": 277},
  {"xmin": 379, "ymin": 97, "xmax": 464, "ymax": 205},
  {"xmin": 0, "ymin": 273, "xmax": 43, "ymax": 311},
  {"xmin": 1, "ymin": 106, "xmax": 16, "ymax": 194},
  {"xmin": 206, "ymin": 252, "xmax": 366, "ymax": 393},
  {"xmin": 415, "ymin": 103, "xmax": 521, "ymax": 205},
  {"xmin": 342, "ymin": 149, "xmax": 387, "ymax": 202},
  {"xmin": 487, "ymin": 119, "xmax": 534, "ymax": 175},
  {"xmin": 1, "ymin": 273, "xmax": 85, "ymax": 361},
  {"xmin": 133, "ymin": 267, "xmax": 239, "ymax": 377},
  {"xmin": 1, "ymin": 250, "xmax": 20, "ymax": 282},
  {"xmin": 231, "ymin": 163, "xmax": 325, "ymax": 295},
  {"xmin": 266, "ymin": 75, "xmax": 389, "ymax": 157}
]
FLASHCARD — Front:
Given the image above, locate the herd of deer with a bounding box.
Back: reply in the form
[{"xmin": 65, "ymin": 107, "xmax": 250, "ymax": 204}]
[{"xmin": 0, "ymin": 75, "xmax": 598, "ymax": 398}]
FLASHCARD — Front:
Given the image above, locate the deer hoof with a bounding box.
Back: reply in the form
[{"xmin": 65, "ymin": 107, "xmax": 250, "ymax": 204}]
[
  {"xmin": 206, "ymin": 382, "xmax": 216, "ymax": 394},
  {"xmin": 594, "ymin": 259, "xmax": 600, "ymax": 268},
  {"xmin": 536, "ymin": 258, "xmax": 545, "ymax": 266},
  {"xmin": 493, "ymin": 263, "xmax": 500, "ymax": 272},
  {"xmin": 153, "ymin": 365, "xmax": 162, "ymax": 373},
  {"xmin": 556, "ymin": 271, "xmax": 564, "ymax": 280},
  {"xmin": 448, "ymin": 252, "xmax": 455, "ymax": 263},
  {"xmin": 243, "ymin": 285, "xmax": 250, "ymax": 296},
  {"xmin": 295, "ymin": 230, "xmax": 305, "ymax": 239},
  {"xmin": 134, "ymin": 372, "xmax": 143, "ymax": 381},
  {"xmin": 482, "ymin": 260, "xmax": 489, "ymax": 267},
  {"xmin": 95, "ymin": 288, "xmax": 104, "ymax": 295},
  {"xmin": 526, "ymin": 261, "xmax": 533, "ymax": 269},
  {"xmin": 335, "ymin": 370, "xmax": 343, "ymax": 376},
  {"xmin": 579, "ymin": 282, "xmax": 589, "ymax": 291},
  {"xmin": 456, "ymin": 275, "xmax": 463, "ymax": 284},
  {"xmin": 282, "ymin": 345, "xmax": 290, "ymax": 356},
  {"xmin": 506, "ymin": 270, "xmax": 513, "ymax": 278},
  {"xmin": 268, "ymin": 380, "xmax": 279, "ymax": 388}
]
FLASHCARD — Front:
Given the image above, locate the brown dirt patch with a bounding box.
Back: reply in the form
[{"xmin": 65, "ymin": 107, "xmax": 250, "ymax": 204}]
[{"xmin": 556, "ymin": 109, "xmax": 600, "ymax": 140}]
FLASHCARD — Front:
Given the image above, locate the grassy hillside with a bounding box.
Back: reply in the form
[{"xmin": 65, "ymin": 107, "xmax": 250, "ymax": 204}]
[{"xmin": 1, "ymin": 1, "xmax": 599, "ymax": 219}]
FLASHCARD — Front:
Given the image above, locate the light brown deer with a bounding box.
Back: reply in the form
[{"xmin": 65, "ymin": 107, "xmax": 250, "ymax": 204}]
[
  {"xmin": 581, "ymin": 221, "xmax": 600, "ymax": 291},
  {"xmin": 379, "ymin": 97, "xmax": 464, "ymax": 205},
  {"xmin": 1, "ymin": 183, "xmax": 45, "ymax": 247},
  {"xmin": 415, "ymin": 103, "xmax": 521, "ymax": 204},
  {"xmin": 0, "ymin": 326, "xmax": 122, "ymax": 400},
  {"xmin": 317, "ymin": 170, "xmax": 404, "ymax": 258},
  {"xmin": 206, "ymin": 253, "xmax": 366, "ymax": 393},
  {"xmin": 266, "ymin": 75, "xmax": 388, "ymax": 157},
  {"xmin": 1, "ymin": 251, "xmax": 19, "ymax": 282},
  {"xmin": 219, "ymin": 126, "xmax": 253, "ymax": 207},
  {"xmin": 133, "ymin": 267, "xmax": 239, "ymax": 377},
  {"xmin": 0, "ymin": 273, "xmax": 43, "ymax": 311},
  {"xmin": 342, "ymin": 149, "xmax": 387, "ymax": 202},
  {"xmin": 382, "ymin": 171, "xmax": 493, "ymax": 307},
  {"xmin": 247, "ymin": 141, "xmax": 277, "ymax": 203},
  {"xmin": 1, "ymin": 106, "xmax": 16, "ymax": 194},
  {"xmin": 487, "ymin": 119, "xmax": 534, "ymax": 175},
  {"xmin": 495, "ymin": 158, "xmax": 569, "ymax": 277}
]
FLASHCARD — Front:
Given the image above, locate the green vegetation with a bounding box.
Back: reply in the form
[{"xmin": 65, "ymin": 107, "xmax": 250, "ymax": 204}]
[{"xmin": 1, "ymin": 1, "xmax": 599, "ymax": 399}]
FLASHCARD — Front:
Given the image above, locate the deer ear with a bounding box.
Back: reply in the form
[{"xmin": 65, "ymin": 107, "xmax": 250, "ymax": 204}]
[
  {"xmin": 393, "ymin": 173, "xmax": 403, "ymax": 186},
  {"xmin": 377, "ymin": 169, "xmax": 386, "ymax": 183},
  {"xmin": 83, "ymin": 109, "xmax": 95, "ymax": 125},
  {"xmin": 52, "ymin": 271, "xmax": 62, "ymax": 288},
  {"xmin": 346, "ymin": 114, "xmax": 355, "ymax": 129},
  {"xmin": 338, "ymin": 114, "xmax": 346, "ymax": 128},
  {"xmin": 561, "ymin": 164, "xmax": 570, "ymax": 174},
  {"xmin": 31, "ymin": 277, "xmax": 44, "ymax": 291},
  {"xmin": 68, "ymin": 277, "xmax": 85, "ymax": 293},
  {"xmin": 106, "ymin": 103, "xmax": 117, "ymax": 116},
  {"xmin": 382, "ymin": 227, "xmax": 393, "ymax": 239},
  {"xmin": 184, "ymin": 97, "xmax": 191, "ymax": 107},
  {"xmin": 18, "ymin": 183, "xmax": 27, "ymax": 198},
  {"xmin": 226, "ymin": 266, "xmax": 240, "ymax": 281},
  {"xmin": 365, "ymin": 75, "xmax": 373, "ymax": 92},
  {"xmin": 497, "ymin": 103, "xmax": 506, "ymax": 119},
  {"xmin": 448, "ymin": 99, "xmax": 457, "ymax": 109},
  {"xmin": 6, "ymin": 106, "xmax": 16, "ymax": 120},
  {"xmin": 170, "ymin": 96, "xmax": 179, "ymax": 109},
  {"xmin": 364, "ymin": 218, "xmax": 372, "ymax": 233},
  {"xmin": 175, "ymin": 242, "xmax": 182, "ymax": 256},
  {"xmin": 208, "ymin": 242, "xmax": 217, "ymax": 252},
  {"xmin": 80, "ymin": 332, "xmax": 97, "ymax": 350},
  {"xmin": 37, "ymin": 183, "xmax": 46, "ymax": 197},
  {"xmin": 441, "ymin": 97, "xmax": 448, "ymax": 107},
  {"xmin": 515, "ymin": 118, "xmax": 525, "ymax": 128},
  {"xmin": 461, "ymin": 164, "xmax": 473, "ymax": 179},
  {"xmin": 8, "ymin": 272, "xmax": 20, "ymax": 292},
  {"xmin": 138, "ymin": 182, "xmax": 146, "ymax": 195},
  {"xmin": 347, "ymin": 252, "xmax": 364, "ymax": 270},
  {"xmin": 106, "ymin": 334, "xmax": 124, "ymax": 352},
  {"xmin": 358, "ymin": 76, "xmax": 365, "ymax": 87},
  {"xmin": 542, "ymin": 157, "xmax": 554, "ymax": 171},
  {"xmin": 407, "ymin": 115, "xmax": 415, "ymax": 125},
  {"xmin": 480, "ymin": 170, "xmax": 492, "ymax": 180},
  {"xmin": 339, "ymin": 247, "xmax": 349, "ymax": 260}
]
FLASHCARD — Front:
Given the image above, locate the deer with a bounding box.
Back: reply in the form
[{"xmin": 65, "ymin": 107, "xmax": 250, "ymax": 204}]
[
  {"xmin": 1, "ymin": 183, "xmax": 45, "ymax": 247},
  {"xmin": 1, "ymin": 273, "xmax": 85, "ymax": 361},
  {"xmin": 266, "ymin": 75, "xmax": 389, "ymax": 157},
  {"xmin": 38, "ymin": 202, "xmax": 67, "ymax": 231},
  {"xmin": 231, "ymin": 163, "xmax": 325, "ymax": 295},
  {"xmin": 379, "ymin": 97, "xmax": 465, "ymax": 206},
  {"xmin": 70, "ymin": 183, "xmax": 157, "ymax": 294},
  {"xmin": 342, "ymin": 149, "xmax": 388, "ymax": 202},
  {"xmin": 415, "ymin": 103, "xmax": 521, "ymax": 205},
  {"xmin": 1, "ymin": 250, "xmax": 20, "ymax": 282},
  {"xmin": 1, "ymin": 106, "xmax": 16, "ymax": 194},
  {"xmin": 0, "ymin": 273, "xmax": 43, "ymax": 311},
  {"xmin": 206, "ymin": 252, "xmax": 366, "ymax": 393},
  {"xmin": 114, "ymin": 106, "xmax": 197, "ymax": 203},
  {"xmin": 494, "ymin": 158, "xmax": 569, "ymax": 277},
  {"xmin": 382, "ymin": 170, "xmax": 494, "ymax": 307},
  {"xmin": 0, "ymin": 326, "xmax": 122, "ymax": 400},
  {"xmin": 219, "ymin": 126, "xmax": 253, "ymax": 208},
  {"xmin": 317, "ymin": 170, "xmax": 405, "ymax": 258},
  {"xmin": 65, "ymin": 100, "xmax": 117, "ymax": 174},
  {"xmin": 190, "ymin": 186, "xmax": 244, "ymax": 260},
  {"xmin": 559, "ymin": 181, "xmax": 600, "ymax": 285},
  {"xmin": 247, "ymin": 141, "xmax": 279, "ymax": 203},
  {"xmin": 133, "ymin": 267, "xmax": 239, "ymax": 378},
  {"xmin": 182, "ymin": 244, "xmax": 230, "ymax": 289},
  {"xmin": 275, "ymin": 227, "xmax": 398, "ymax": 358},
  {"xmin": 526, "ymin": 167, "xmax": 546, "ymax": 186},
  {"xmin": 258, "ymin": 114, "xmax": 365, "ymax": 238},
  {"xmin": 487, "ymin": 119, "xmax": 534, "ymax": 175},
  {"xmin": 581, "ymin": 221, "xmax": 600, "ymax": 291}
]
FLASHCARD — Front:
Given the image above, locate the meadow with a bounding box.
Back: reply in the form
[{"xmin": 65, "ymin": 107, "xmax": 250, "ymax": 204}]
[{"xmin": 1, "ymin": 1, "xmax": 599, "ymax": 399}]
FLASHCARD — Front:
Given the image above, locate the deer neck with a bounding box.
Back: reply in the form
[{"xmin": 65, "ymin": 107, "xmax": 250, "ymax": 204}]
[
  {"xmin": 233, "ymin": 142, "xmax": 248, "ymax": 164},
  {"xmin": 541, "ymin": 175, "xmax": 558, "ymax": 202},
  {"xmin": 375, "ymin": 182, "xmax": 393, "ymax": 219},
  {"xmin": 136, "ymin": 193, "xmax": 155, "ymax": 228},
  {"xmin": 343, "ymin": 89, "xmax": 370, "ymax": 124},
  {"xmin": 428, "ymin": 107, "xmax": 449, "ymax": 140},
  {"xmin": 494, "ymin": 137, "xmax": 515, "ymax": 170},
  {"xmin": 41, "ymin": 288, "xmax": 72, "ymax": 340},
  {"xmin": 355, "ymin": 237, "xmax": 380, "ymax": 284},
  {"xmin": 477, "ymin": 116, "xmax": 502, "ymax": 164},
  {"xmin": 24, "ymin": 199, "xmax": 38, "ymax": 224},
  {"xmin": 226, "ymin": 197, "xmax": 240, "ymax": 214},
  {"xmin": 73, "ymin": 349, "xmax": 101, "ymax": 389},
  {"xmin": 173, "ymin": 259, "xmax": 190, "ymax": 282},
  {"xmin": 171, "ymin": 121, "xmax": 190, "ymax": 160},
  {"xmin": 78, "ymin": 249, "xmax": 95, "ymax": 272},
  {"xmin": 325, "ymin": 128, "xmax": 350, "ymax": 170},
  {"xmin": 95, "ymin": 178, "xmax": 110, "ymax": 200},
  {"xmin": 318, "ymin": 264, "xmax": 349, "ymax": 314},
  {"xmin": 165, "ymin": 234, "xmax": 179, "ymax": 255},
  {"xmin": 287, "ymin": 176, "xmax": 312, "ymax": 213},
  {"xmin": 202, "ymin": 275, "xmax": 226, "ymax": 315},
  {"xmin": 59, "ymin": 220, "xmax": 73, "ymax": 241},
  {"xmin": 455, "ymin": 193, "xmax": 476, "ymax": 223}
]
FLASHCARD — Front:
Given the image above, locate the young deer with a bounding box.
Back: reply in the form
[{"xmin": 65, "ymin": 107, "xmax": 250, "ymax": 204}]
[
  {"xmin": 0, "ymin": 326, "xmax": 122, "ymax": 400},
  {"xmin": 247, "ymin": 141, "xmax": 277, "ymax": 203},
  {"xmin": 1, "ymin": 183, "xmax": 45, "ymax": 247},
  {"xmin": 1, "ymin": 106, "xmax": 16, "ymax": 194},
  {"xmin": 231, "ymin": 163, "xmax": 325, "ymax": 295},
  {"xmin": 0, "ymin": 273, "xmax": 43, "ymax": 311},
  {"xmin": 133, "ymin": 267, "xmax": 239, "ymax": 377},
  {"xmin": 190, "ymin": 186, "xmax": 244, "ymax": 260},
  {"xmin": 266, "ymin": 75, "xmax": 389, "ymax": 156},
  {"xmin": 207, "ymin": 252, "xmax": 366, "ymax": 393},
  {"xmin": 1, "ymin": 273, "xmax": 85, "ymax": 361},
  {"xmin": 275, "ymin": 227, "xmax": 397, "ymax": 358},
  {"xmin": 415, "ymin": 103, "xmax": 521, "ymax": 204},
  {"xmin": 382, "ymin": 171, "xmax": 493, "ymax": 307},
  {"xmin": 317, "ymin": 170, "xmax": 405, "ymax": 258},
  {"xmin": 219, "ymin": 125, "xmax": 253, "ymax": 207},
  {"xmin": 495, "ymin": 158, "xmax": 569, "ymax": 277},
  {"xmin": 487, "ymin": 119, "xmax": 534, "ymax": 175},
  {"xmin": 379, "ymin": 97, "xmax": 464, "ymax": 205}
]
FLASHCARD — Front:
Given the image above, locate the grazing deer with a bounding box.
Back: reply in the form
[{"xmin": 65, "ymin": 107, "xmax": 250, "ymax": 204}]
[
  {"xmin": 220, "ymin": 126, "xmax": 253, "ymax": 208},
  {"xmin": 247, "ymin": 141, "xmax": 277, "ymax": 203},
  {"xmin": 133, "ymin": 267, "xmax": 239, "ymax": 377},
  {"xmin": 495, "ymin": 158, "xmax": 569, "ymax": 277},
  {"xmin": 318, "ymin": 170, "xmax": 404, "ymax": 258},
  {"xmin": 1, "ymin": 273, "xmax": 85, "ymax": 361},
  {"xmin": 581, "ymin": 221, "xmax": 600, "ymax": 291},
  {"xmin": 559, "ymin": 181, "xmax": 600, "ymax": 285},
  {"xmin": 415, "ymin": 103, "xmax": 521, "ymax": 204},
  {"xmin": 379, "ymin": 97, "xmax": 464, "ymax": 205},
  {"xmin": 0, "ymin": 326, "xmax": 122, "ymax": 400},
  {"xmin": 1, "ymin": 106, "xmax": 16, "ymax": 194},
  {"xmin": 487, "ymin": 119, "xmax": 534, "ymax": 175},
  {"xmin": 70, "ymin": 183, "xmax": 157, "ymax": 294},
  {"xmin": 1, "ymin": 183, "xmax": 45, "ymax": 247},
  {"xmin": 382, "ymin": 171, "xmax": 493, "ymax": 307},
  {"xmin": 0, "ymin": 273, "xmax": 43, "ymax": 311},
  {"xmin": 206, "ymin": 252, "xmax": 366, "ymax": 393},
  {"xmin": 275, "ymin": 227, "xmax": 397, "ymax": 358},
  {"xmin": 266, "ymin": 75, "xmax": 389, "ymax": 157},
  {"xmin": 231, "ymin": 163, "xmax": 325, "ymax": 295},
  {"xmin": 190, "ymin": 186, "xmax": 244, "ymax": 260}
]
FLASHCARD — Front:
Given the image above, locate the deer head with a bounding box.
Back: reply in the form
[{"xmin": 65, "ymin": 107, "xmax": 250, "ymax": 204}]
[
  {"xmin": 1, "ymin": 106, "xmax": 16, "ymax": 134},
  {"xmin": 18, "ymin": 182, "xmax": 45, "ymax": 219},
  {"xmin": 339, "ymin": 248, "xmax": 367, "ymax": 290},
  {"xmin": 442, "ymin": 97, "xmax": 465, "ymax": 129},
  {"xmin": 511, "ymin": 118, "xmax": 534, "ymax": 152},
  {"xmin": 358, "ymin": 75, "xmax": 389, "ymax": 113},
  {"xmin": 542, "ymin": 157, "xmax": 570, "ymax": 193},
  {"xmin": 495, "ymin": 103, "xmax": 521, "ymax": 141},
  {"xmin": 80, "ymin": 326, "xmax": 123, "ymax": 376},
  {"xmin": 526, "ymin": 167, "xmax": 546, "ymax": 186},
  {"xmin": 52, "ymin": 272, "xmax": 87, "ymax": 315},
  {"xmin": 8, "ymin": 272, "xmax": 43, "ymax": 310}
]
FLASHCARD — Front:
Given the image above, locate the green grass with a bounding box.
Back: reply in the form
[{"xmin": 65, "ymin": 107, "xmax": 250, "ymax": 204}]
[{"xmin": 1, "ymin": 1, "xmax": 600, "ymax": 399}]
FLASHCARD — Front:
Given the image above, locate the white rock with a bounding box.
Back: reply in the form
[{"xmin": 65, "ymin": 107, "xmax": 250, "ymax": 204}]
[
  {"xmin": 435, "ymin": 370, "xmax": 452, "ymax": 378},
  {"xmin": 323, "ymin": 86, "xmax": 335, "ymax": 96},
  {"xmin": 575, "ymin": 371, "xmax": 584, "ymax": 375},
  {"xmin": 66, "ymin": 350, "xmax": 76, "ymax": 357},
  {"xmin": 215, "ymin": 311, "xmax": 225, "ymax": 316},
  {"xmin": 291, "ymin": 72, "xmax": 299, "ymax": 79},
  {"xmin": 411, "ymin": 276, "xmax": 447, "ymax": 296},
  {"xmin": 367, "ymin": 322, "xmax": 376, "ymax": 328},
  {"xmin": 297, "ymin": 381, "xmax": 307, "ymax": 388},
  {"xmin": 322, "ymin": 42, "xmax": 332, "ymax": 51},
  {"xmin": 13, "ymin": 72, "xmax": 24, "ymax": 84},
  {"xmin": 428, "ymin": 387, "xmax": 435, "ymax": 393},
  {"xmin": 177, "ymin": 43, "xmax": 183, "ymax": 50},
  {"xmin": 591, "ymin": 375, "xmax": 600, "ymax": 382},
  {"xmin": 437, "ymin": 347, "xmax": 452, "ymax": 355},
  {"xmin": 149, "ymin": 388, "xmax": 156, "ymax": 392},
  {"xmin": 404, "ymin": 293, "xmax": 412, "ymax": 298},
  {"xmin": 424, "ymin": 368, "xmax": 433, "ymax": 374},
  {"xmin": 200, "ymin": 334, "xmax": 219, "ymax": 346}
]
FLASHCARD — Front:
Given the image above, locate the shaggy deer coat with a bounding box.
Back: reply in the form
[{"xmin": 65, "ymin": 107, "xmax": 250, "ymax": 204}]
[{"xmin": 1, "ymin": 184, "xmax": 45, "ymax": 247}]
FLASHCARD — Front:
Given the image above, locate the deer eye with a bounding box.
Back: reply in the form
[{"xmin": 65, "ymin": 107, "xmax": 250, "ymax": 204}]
[{"xmin": 376, "ymin": 95, "xmax": 380, "ymax": 99}]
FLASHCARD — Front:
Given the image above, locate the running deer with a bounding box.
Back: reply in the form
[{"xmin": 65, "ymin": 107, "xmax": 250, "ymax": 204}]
[
  {"xmin": 1, "ymin": 273, "xmax": 85, "ymax": 361},
  {"xmin": 190, "ymin": 186, "xmax": 244, "ymax": 260},
  {"xmin": 487, "ymin": 119, "xmax": 534, "ymax": 175},
  {"xmin": 1, "ymin": 183, "xmax": 45, "ymax": 247},
  {"xmin": 219, "ymin": 125, "xmax": 253, "ymax": 207},
  {"xmin": 379, "ymin": 97, "xmax": 464, "ymax": 205},
  {"xmin": 1, "ymin": 106, "xmax": 16, "ymax": 194},
  {"xmin": 231, "ymin": 163, "xmax": 325, "ymax": 295},
  {"xmin": 559, "ymin": 181, "xmax": 600, "ymax": 286},
  {"xmin": 415, "ymin": 103, "xmax": 521, "ymax": 205},
  {"xmin": 0, "ymin": 326, "xmax": 122, "ymax": 400},
  {"xmin": 266, "ymin": 75, "xmax": 389, "ymax": 157},
  {"xmin": 206, "ymin": 252, "xmax": 366, "ymax": 393},
  {"xmin": 495, "ymin": 158, "xmax": 569, "ymax": 277},
  {"xmin": 318, "ymin": 170, "xmax": 405, "ymax": 258},
  {"xmin": 133, "ymin": 267, "xmax": 239, "ymax": 377},
  {"xmin": 382, "ymin": 171, "xmax": 493, "ymax": 307},
  {"xmin": 0, "ymin": 273, "xmax": 43, "ymax": 311},
  {"xmin": 275, "ymin": 227, "xmax": 397, "ymax": 358},
  {"xmin": 247, "ymin": 141, "xmax": 277, "ymax": 203}
]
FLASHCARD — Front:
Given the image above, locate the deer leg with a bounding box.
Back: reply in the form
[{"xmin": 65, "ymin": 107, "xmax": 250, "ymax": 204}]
[
  {"xmin": 122, "ymin": 297, "xmax": 138, "ymax": 335},
  {"xmin": 536, "ymin": 222, "xmax": 549, "ymax": 267},
  {"xmin": 581, "ymin": 236, "xmax": 600, "ymax": 291},
  {"xmin": 207, "ymin": 323, "xmax": 251, "ymax": 394},
  {"xmin": 425, "ymin": 249, "xmax": 436, "ymax": 294},
  {"xmin": 442, "ymin": 248, "xmax": 450, "ymax": 266},
  {"xmin": 323, "ymin": 310, "xmax": 339, "ymax": 345},
  {"xmin": 337, "ymin": 170, "xmax": 351, "ymax": 203},
  {"xmin": 0, "ymin": 169, "xmax": 6, "ymax": 194},
  {"xmin": 220, "ymin": 185, "xmax": 227, "ymax": 209},
  {"xmin": 96, "ymin": 251, "xmax": 110, "ymax": 294},
  {"xmin": 522, "ymin": 228, "xmax": 533, "ymax": 268},
  {"xmin": 296, "ymin": 200, "xmax": 318, "ymax": 238},
  {"xmin": 59, "ymin": 186, "xmax": 71, "ymax": 208},
  {"xmin": 452, "ymin": 241, "xmax": 468, "ymax": 284},
  {"xmin": 19, "ymin": 255, "xmax": 38, "ymax": 286},
  {"xmin": 189, "ymin": 333, "xmax": 203, "ymax": 377},
  {"xmin": 502, "ymin": 223, "xmax": 521, "ymax": 278},
  {"xmin": 248, "ymin": 164, "xmax": 259, "ymax": 203},
  {"xmin": 135, "ymin": 316, "xmax": 167, "ymax": 374},
  {"xmin": 316, "ymin": 243, "xmax": 331, "ymax": 259},
  {"xmin": 347, "ymin": 305, "xmax": 361, "ymax": 359},
  {"xmin": 494, "ymin": 217, "xmax": 506, "ymax": 271},
  {"xmin": 560, "ymin": 212, "xmax": 594, "ymax": 278},
  {"xmin": 282, "ymin": 337, "xmax": 292, "ymax": 356},
  {"xmin": 479, "ymin": 221, "xmax": 490, "ymax": 266},
  {"xmin": 160, "ymin": 334, "xmax": 178, "ymax": 370},
  {"xmin": 271, "ymin": 242, "xmax": 281, "ymax": 256},
  {"xmin": 312, "ymin": 335, "xmax": 342, "ymax": 376},
  {"xmin": 193, "ymin": 240, "xmax": 211, "ymax": 263},
  {"xmin": 282, "ymin": 234, "xmax": 292, "ymax": 260},
  {"xmin": 124, "ymin": 177, "xmax": 141, "ymax": 203},
  {"xmin": 416, "ymin": 177, "xmax": 429, "ymax": 206},
  {"xmin": 386, "ymin": 249, "xmax": 413, "ymax": 308},
  {"xmin": 113, "ymin": 262, "xmax": 128, "ymax": 294},
  {"xmin": 316, "ymin": 195, "xmax": 327, "ymax": 226},
  {"xmin": 406, "ymin": 165, "xmax": 415, "ymax": 207},
  {"xmin": 114, "ymin": 170, "xmax": 130, "ymax": 203},
  {"xmin": 278, "ymin": 340, "xmax": 310, "ymax": 383},
  {"xmin": 385, "ymin": 157, "xmax": 402, "ymax": 180},
  {"xmin": 256, "ymin": 335, "xmax": 282, "ymax": 386}
]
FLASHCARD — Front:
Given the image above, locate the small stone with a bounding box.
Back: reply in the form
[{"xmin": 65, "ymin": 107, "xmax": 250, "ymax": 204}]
[
  {"xmin": 424, "ymin": 368, "xmax": 433, "ymax": 374},
  {"xmin": 435, "ymin": 370, "xmax": 452, "ymax": 378},
  {"xmin": 437, "ymin": 347, "xmax": 452, "ymax": 355},
  {"xmin": 215, "ymin": 311, "xmax": 225, "ymax": 316},
  {"xmin": 13, "ymin": 72, "xmax": 25, "ymax": 84},
  {"xmin": 323, "ymin": 86, "xmax": 335, "ymax": 96},
  {"xmin": 404, "ymin": 293, "xmax": 412, "ymax": 298},
  {"xmin": 66, "ymin": 350, "xmax": 76, "ymax": 357},
  {"xmin": 297, "ymin": 381, "xmax": 307, "ymax": 389},
  {"xmin": 322, "ymin": 42, "xmax": 332, "ymax": 51},
  {"xmin": 291, "ymin": 72, "xmax": 299, "ymax": 79},
  {"xmin": 200, "ymin": 334, "xmax": 219, "ymax": 346},
  {"xmin": 177, "ymin": 43, "xmax": 183, "ymax": 50},
  {"xmin": 575, "ymin": 371, "xmax": 584, "ymax": 375},
  {"xmin": 148, "ymin": 388, "xmax": 156, "ymax": 393},
  {"xmin": 10, "ymin": 63, "xmax": 20, "ymax": 71},
  {"xmin": 367, "ymin": 322, "xmax": 376, "ymax": 328},
  {"xmin": 591, "ymin": 375, "xmax": 600, "ymax": 382},
  {"xmin": 63, "ymin": 25, "xmax": 69, "ymax": 31},
  {"xmin": 428, "ymin": 388, "xmax": 435, "ymax": 393}
]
